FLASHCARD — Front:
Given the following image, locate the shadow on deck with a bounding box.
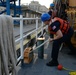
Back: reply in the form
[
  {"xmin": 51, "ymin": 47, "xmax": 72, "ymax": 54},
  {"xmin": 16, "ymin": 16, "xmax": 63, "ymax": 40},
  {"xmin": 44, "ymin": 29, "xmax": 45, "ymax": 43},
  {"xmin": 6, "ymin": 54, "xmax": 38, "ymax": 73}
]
[{"xmin": 17, "ymin": 35, "xmax": 76, "ymax": 75}]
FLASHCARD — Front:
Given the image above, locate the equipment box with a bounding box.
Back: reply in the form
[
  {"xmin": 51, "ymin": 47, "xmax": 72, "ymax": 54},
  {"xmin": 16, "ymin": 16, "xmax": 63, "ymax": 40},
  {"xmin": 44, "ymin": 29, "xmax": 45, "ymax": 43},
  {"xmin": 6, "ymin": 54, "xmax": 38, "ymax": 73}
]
[{"xmin": 24, "ymin": 47, "xmax": 33, "ymax": 63}]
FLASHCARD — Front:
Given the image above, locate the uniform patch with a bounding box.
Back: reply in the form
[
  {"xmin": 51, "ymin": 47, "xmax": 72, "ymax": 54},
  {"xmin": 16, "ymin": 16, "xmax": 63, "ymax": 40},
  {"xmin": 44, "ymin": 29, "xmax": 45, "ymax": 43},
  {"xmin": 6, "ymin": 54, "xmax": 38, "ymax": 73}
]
[{"xmin": 52, "ymin": 26, "xmax": 56, "ymax": 30}]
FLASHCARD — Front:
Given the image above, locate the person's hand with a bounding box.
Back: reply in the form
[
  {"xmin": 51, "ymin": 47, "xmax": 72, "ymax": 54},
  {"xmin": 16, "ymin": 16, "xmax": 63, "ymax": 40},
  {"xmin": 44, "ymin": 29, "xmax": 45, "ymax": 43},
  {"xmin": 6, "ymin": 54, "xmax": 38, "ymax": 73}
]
[{"xmin": 49, "ymin": 38, "xmax": 53, "ymax": 42}]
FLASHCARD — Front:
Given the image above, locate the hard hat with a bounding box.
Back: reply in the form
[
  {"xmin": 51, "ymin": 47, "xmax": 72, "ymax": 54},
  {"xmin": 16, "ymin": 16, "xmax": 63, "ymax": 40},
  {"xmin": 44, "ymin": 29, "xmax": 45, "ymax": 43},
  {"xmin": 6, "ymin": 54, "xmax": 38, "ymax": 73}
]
[
  {"xmin": 41, "ymin": 13, "xmax": 51, "ymax": 22},
  {"xmin": 50, "ymin": 3, "xmax": 55, "ymax": 7}
]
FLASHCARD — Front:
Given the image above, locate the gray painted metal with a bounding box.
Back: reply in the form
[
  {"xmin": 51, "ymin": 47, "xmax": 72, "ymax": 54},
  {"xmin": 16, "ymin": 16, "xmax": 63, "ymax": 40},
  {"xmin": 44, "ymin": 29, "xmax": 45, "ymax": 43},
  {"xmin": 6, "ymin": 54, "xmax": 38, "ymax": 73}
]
[{"xmin": 17, "ymin": 34, "xmax": 76, "ymax": 75}]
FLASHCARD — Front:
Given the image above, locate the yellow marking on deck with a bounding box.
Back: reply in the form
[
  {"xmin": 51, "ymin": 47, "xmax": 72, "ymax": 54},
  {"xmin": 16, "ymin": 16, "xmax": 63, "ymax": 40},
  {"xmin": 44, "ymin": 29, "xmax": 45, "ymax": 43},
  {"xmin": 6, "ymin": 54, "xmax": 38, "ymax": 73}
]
[
  {"xmin": 69, "ymin": 71, "xmax": 76, "ymax": 75},
  {"xmin": 16, "ymin": 30, "xmax": 41, "ymax": 50}
]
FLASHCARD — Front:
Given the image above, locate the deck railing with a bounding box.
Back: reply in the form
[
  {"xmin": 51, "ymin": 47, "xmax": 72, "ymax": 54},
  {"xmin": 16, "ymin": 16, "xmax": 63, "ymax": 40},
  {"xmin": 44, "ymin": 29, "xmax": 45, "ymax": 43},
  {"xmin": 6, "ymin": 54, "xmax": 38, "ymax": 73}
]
[{"xmin": 13, "ymin": 15, "xmax": 47, "ymax": 62}]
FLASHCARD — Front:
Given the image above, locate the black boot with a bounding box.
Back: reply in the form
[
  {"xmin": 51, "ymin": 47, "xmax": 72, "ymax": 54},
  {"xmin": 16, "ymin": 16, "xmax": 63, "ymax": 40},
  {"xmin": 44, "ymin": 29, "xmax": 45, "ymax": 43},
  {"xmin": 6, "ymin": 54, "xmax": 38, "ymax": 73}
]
[{"xmin": 46, "ymin": 60, "xmax": 59, "ymax": 67}]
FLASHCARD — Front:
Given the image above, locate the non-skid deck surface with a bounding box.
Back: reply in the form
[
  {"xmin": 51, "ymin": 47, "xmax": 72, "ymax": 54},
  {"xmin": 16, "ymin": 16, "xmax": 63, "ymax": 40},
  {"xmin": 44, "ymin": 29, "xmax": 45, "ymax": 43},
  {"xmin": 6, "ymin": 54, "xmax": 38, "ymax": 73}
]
[{"xmin": 17, "ymin": 35, "xmax": 76, "ymax": 75}]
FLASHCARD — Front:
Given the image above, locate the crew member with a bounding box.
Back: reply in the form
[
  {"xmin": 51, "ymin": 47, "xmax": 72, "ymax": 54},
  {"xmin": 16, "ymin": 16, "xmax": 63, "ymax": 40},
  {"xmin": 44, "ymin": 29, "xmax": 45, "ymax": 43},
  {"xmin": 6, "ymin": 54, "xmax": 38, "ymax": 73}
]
[
  {"xmin": 41, "ymin": 13, "xmax": 76, "ymax": 66},
  {"xmin": 48, "ymin": 3, "xmax": 57, "ymax": 19}
]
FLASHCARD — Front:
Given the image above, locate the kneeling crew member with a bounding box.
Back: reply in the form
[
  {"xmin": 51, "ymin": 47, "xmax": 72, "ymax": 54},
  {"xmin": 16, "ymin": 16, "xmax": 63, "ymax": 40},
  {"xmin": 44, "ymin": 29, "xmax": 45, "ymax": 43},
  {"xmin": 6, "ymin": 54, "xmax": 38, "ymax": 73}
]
[{"xmin": 41, "ymin": 13, "xmax": 76, "ymax": 66}]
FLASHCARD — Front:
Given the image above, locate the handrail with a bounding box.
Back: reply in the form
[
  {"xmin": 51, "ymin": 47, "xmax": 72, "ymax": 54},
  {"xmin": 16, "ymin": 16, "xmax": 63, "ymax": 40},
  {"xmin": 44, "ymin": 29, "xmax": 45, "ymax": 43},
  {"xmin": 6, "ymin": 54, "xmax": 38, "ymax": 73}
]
[
  {"xmin": 13, "ymin": 15, "xmax": 47, "ymax": 63},
  {"xmin": 13, "ymin": 17, "xmax": 40, "ymax": 20},
  {"xmin": 15, "ymin": 25, "xmax": 45, "ymax": 42}
]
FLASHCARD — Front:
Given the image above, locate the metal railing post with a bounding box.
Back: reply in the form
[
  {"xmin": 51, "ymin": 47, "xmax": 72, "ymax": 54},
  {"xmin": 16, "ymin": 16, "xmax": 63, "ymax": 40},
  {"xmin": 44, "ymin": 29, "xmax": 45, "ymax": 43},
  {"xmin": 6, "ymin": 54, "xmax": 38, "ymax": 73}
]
[
  {"xmin": 13, "ymin": 17, "xmax": 48, "ymax": 64},
  {"xmin": 20, "ymin": 15, "xmax": 23, "ymax": 59},
  {"xmin": 36, "ymin": 17, "xmax": 38, "ymax": 40},
  {"xmin": 41, "ymin": 22, "xmax": 44, "ymax": 35}
]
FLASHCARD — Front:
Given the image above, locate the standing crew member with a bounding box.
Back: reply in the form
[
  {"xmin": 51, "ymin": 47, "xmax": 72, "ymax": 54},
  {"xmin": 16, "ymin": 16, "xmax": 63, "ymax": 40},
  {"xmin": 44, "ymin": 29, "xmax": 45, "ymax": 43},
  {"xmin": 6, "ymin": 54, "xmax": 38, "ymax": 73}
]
[
  {"xmin": 41, "ymin": 13, "xmax": 76, "ymax": 66},
  {"xmin": 48, "ymin": 3, "xmax": 57, "ymax": 38},
  {"xmin": 48, "ymin": 3, "xmax": 57, "ymax": 19}
]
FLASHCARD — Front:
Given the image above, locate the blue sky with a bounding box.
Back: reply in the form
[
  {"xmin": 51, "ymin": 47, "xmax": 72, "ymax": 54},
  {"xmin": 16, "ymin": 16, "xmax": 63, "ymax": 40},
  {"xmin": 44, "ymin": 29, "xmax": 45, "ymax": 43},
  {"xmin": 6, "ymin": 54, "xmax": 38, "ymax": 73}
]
[{"xmin": 20, "ymin": 0, "xmax": 53, "ymax": 8}]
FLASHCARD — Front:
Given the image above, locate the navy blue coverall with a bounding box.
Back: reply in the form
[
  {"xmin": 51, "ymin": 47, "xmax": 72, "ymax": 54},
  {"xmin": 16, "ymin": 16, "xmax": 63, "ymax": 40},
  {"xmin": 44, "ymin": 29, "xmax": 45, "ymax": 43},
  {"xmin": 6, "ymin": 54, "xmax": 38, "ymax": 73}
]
[{"xmin": 49, "ymin": 21, "xmax": 76, "ymax": 61}]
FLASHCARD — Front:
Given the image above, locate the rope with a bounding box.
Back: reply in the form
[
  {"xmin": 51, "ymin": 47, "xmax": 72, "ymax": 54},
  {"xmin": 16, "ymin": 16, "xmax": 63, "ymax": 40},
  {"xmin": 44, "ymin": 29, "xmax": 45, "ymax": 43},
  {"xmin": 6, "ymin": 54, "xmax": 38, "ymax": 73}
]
[
  {"xmin": 62, "ymin": 66, "xmax": 76, "ymax": 75},
  {"xmin": 30, "ymin": 39, "xmax": 49, "ymax": 53},
  {"xmin": 63, "ymin": 67, "xmax": 76, "ymax": 72},
  {"xmin": 0, "ymin": 15, "xmax": 17, "ymax": 75}
]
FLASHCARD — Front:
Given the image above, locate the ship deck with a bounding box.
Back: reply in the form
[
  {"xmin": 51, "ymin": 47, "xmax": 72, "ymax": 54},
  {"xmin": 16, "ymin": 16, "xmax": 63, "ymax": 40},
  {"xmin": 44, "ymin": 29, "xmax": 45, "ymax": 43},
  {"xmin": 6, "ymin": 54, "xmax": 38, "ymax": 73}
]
[{"xmin": 17, "ymin": 34, "xmax": 76, "ymax": 75}]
